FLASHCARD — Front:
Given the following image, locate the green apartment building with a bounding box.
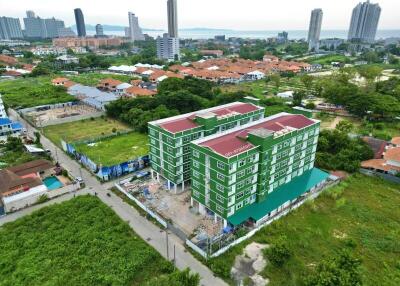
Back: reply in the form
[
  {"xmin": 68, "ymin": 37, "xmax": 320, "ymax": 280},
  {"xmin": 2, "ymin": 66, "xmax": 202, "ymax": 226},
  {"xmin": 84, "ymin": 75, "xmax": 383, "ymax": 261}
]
[
  {"xmin": 148, "ymin": 100, "xmax": 265, "ymax": 191},
  {"xmin": 190, "ymin": 112, "xmax": 329, "ymax": 228}
]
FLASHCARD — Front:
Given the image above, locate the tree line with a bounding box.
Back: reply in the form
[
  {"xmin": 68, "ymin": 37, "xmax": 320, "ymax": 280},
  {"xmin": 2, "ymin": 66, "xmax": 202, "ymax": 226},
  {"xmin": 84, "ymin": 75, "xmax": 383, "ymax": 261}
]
[{"xmin": 106, "ymin": 77, "xmax": 252, "ymax": 133}]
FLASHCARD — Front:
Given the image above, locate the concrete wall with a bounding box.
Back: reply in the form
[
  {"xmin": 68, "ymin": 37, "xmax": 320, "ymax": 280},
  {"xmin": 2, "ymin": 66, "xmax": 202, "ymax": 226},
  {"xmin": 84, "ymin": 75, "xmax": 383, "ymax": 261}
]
[{"xmin": 2, "ymin": 183, "xmax": 77, "ymax": 213}]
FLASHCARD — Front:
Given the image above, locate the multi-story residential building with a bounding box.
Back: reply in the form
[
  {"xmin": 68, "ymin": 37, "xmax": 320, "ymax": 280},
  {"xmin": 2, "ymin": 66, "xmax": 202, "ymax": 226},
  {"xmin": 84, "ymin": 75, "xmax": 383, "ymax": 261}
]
[
  {"xmin": 0, "ymin": 17, "xmax": 23, "ymax": 40},
  {"xmin": 348, "ymin": 1, "xmax": 381, "ymax": 43},
  {"xmin": 167, "ymin": 0, "xmax": 178, "ymax": 38},
  {"xmin": 157, "ymin": 0, "xmax": 180, "ymax": 61},
  {"xmin": 23, "ymin": 11, "xmax": 65, "ymax": 39},
  {"xmin": 157, "ymin": 33, "xmax": 180, "ymax": 61},
  {"xmin": 95, "ymin": 24, "xmax": 104, "ymax": 37},
  {"xmin": 190, "ymin": 112, "xmax": 328, "ymax": 227},
  {"xmin": 74, "ymin": 8, "xmax": 86, "ymax": 37},
  {"xmin": 53, "ymin": 37, "xmax": 126, "ymax": 49},
  {"xmin": 128, "ymin": 12, "xmax": 145, "ymax": 42},
  {"xmin": 148, "ymin": 100, "xmax": 265, "ymax": 192},
  {"xmin": 307, "ymin": 9, "xmax": 323, "ymax": 51}
]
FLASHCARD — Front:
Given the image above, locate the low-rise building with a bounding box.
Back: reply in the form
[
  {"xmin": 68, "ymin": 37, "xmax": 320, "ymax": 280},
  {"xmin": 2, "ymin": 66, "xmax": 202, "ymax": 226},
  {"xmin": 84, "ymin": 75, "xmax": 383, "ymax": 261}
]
[
  {"xmin": 148, "ymin": 100, "xmax": 265, "ymax": 191},
  {"xmin": 200, "ymin": 50, "xmax": 224, "ymax": 57},
  {"xmin": 97, "ymin": 78, "xmax": 123, "ymax": 92},
  {"xmin": 190, "ymin": 112, "xmax": 326, "ymax": 227},
  {"xmin": 125, "ymin": 86, "xmax": 157, "ymax": 98},
  {"xmin": 0, "ymin": 159, "xmax": 62, "ymax": 213},
  {"xmin": 55, "ymin": 55, "xmax": 79, "ymax": 65}
]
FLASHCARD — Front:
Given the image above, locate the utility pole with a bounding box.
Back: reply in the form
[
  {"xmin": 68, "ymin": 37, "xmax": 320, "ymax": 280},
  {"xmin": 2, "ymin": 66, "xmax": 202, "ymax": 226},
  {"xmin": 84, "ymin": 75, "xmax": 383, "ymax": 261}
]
[
  {"xmin": 173, "ymin": 244, "xmax": 176, "ymax": 266},
  {"xmin": 165, "ymin": 231, "xmax": 169, "ymax": 260}
]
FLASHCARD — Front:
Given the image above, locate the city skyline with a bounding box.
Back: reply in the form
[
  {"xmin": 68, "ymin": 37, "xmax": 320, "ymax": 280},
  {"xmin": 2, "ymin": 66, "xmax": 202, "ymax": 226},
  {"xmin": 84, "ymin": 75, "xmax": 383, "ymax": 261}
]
[{"xmin": 0, "ymin": 0, "xmax": 398, "ymax": 30}]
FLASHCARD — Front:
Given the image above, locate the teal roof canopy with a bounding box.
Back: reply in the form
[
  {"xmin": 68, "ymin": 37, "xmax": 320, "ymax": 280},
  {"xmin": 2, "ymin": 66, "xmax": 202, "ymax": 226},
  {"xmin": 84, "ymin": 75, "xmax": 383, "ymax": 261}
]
[{"xmin": 228, "ymin": 168, "xmax": 329, "ymax": 226}]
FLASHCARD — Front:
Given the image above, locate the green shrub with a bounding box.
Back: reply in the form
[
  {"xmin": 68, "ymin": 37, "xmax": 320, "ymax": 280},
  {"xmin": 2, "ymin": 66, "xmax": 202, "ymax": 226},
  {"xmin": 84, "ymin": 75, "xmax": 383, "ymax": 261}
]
[{"xmin": 263, "ymin": 236, "xmax": 292, "ymax": 266}]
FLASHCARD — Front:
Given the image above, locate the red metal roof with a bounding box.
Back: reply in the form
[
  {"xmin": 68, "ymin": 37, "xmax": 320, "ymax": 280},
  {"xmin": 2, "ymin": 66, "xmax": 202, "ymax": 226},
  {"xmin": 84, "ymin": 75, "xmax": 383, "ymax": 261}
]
[
  {"xmin": 158, "ymin": 103, "xmax": 261, "ymax": 134},
  {"xmin": 160, "ymin": 118, "xmax": 199, "ymax": 133},
  {"xmin": 200, "ymin": 114, "xmax": 315, "ymax": 157}
]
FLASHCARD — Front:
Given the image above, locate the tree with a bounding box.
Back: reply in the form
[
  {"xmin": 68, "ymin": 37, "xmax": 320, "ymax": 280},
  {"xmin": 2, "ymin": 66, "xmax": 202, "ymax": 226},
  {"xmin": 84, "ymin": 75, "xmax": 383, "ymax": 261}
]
[
  {"xmin": 336, "ymin": 120, "xmax": 354, "ymax": 134},
  {"xmin": 304, "ymin": 251, "xmax": 362, "ymax": 286},
  {"xmin": 293, "ymin": 90, "xmax": 305, "ymax": 106},
  {"xmin": 300, "ymin": 74, "xmax": 315, "ymax": 93},
  {"xmin": 30, "ymin": 65, "xmax": 51, "ymax": 77},
  {"xmin": 358, "ymin": 66, "xmax": 383, "ymax": 91},
  {"xmin": 270, "ymin": 73, "xmax": 281, "ymax": 91},
  {"xmin": 305, "ymin": 102, "xmax": 316, "ymax": 110}
]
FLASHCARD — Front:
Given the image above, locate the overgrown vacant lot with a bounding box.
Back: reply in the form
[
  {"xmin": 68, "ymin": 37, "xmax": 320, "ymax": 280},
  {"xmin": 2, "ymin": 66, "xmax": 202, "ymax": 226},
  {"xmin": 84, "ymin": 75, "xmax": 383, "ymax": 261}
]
[
  {"xmin": 69, "ymin": 73, "xmax": 134, "ymax": 86},
  {"xmin": 43, "ymin": 117, "xmax": 131, "ymax": 147},
  {"xmin": 74, "ymin": 132, "xmax": 149, "ymax": 166},
  {"xmin": 0, "ymin": 196, "xmax": 177, "ymax": 286},
  {"xmin": 208, "ymin": 174, "xmax": 400, "ymax": 286},
  {"xmin": 0, "ymin": 76, "xmax": 75, "ymax": 108}
]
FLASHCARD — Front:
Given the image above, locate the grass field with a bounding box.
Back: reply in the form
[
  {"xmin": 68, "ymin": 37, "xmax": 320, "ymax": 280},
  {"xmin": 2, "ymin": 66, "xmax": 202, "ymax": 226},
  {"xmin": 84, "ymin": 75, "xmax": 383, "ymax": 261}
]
[
  {"xmin": 74, "ymin": 132, "xmax": 149, "ymax": 166},
  {"xmin": 207, "ymin": 174, "xmax": 400, "ymax": 286},
  {"xmin": 69, "ymin": 73, "xmax": 134, "ymax": 86},
  {"xmin": 43, "ymin": 117, "xmax": 131, "ymax": 148},
  {"xmin": 0, "ymin": 76, "xmax": 75, "ymax": 108},
  {"xmin": 0, "ymin": 196, "xmax": 180, "ymax": 286},
  {"xmin": 306, "ymin": 54, "xmax": 353, "ymax": 65},
  {"xmin": 222, "ymin": 78, "xmax": 306, "ymax": 98}
]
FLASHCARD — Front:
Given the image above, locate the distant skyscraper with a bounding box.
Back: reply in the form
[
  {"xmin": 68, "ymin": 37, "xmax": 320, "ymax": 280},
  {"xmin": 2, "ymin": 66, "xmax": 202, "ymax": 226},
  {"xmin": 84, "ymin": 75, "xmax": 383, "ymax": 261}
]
[
  {"xmin": 277, "ymin": 31, "xmax": 288, "ymax": 43},
  {"xmin": 348, "ymin": 1, "xmax": 381, "ymax": 43},
  {"xmin": 167, "ymin": 0, "xmax": 178, "ymax": 38},
  {"xmin": 0, "ymin": 17, "xmax": 23, "ymax": 39},
  {"xmin": 74, "ymin": 8, "xmax": 86, "ymax": 37},
  {"xmin": 26, "ymin": 10, "xmax": 35, "ymax": 18},
  {"xmin": 44, "ymin": 18, "xmax": 65, "ymax": 38},
  {"xmin": 157, "ymin": 33, "xmax": 180, "ymax": 61},
  {"xmin": 24, "ymin": 11, "xmax": 65, "ymax": 39},
  {"xmin": 128, "ymin": 12, "xmax": 145, "ymax": 41},
  {"xmin": 307, "ymin": 9, "xmax": 323, "ymax": 51},
  {"xmin": 95, "ymin": 24, "xmax": 104, "ymax": 37}
]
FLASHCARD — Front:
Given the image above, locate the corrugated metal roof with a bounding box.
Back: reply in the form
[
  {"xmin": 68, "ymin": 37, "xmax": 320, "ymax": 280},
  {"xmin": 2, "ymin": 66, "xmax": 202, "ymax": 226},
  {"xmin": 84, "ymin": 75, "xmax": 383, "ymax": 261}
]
[{"xmin": 228, "ymin": 168, "xmax": 329, "ymax": 226}]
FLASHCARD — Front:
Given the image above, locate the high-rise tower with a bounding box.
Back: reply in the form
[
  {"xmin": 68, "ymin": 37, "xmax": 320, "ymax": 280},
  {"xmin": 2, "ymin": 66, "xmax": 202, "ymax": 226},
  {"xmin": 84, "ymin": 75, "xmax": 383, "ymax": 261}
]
[
  {"xmin": 348, "ymin": 1, "xmax": 381, "ymax": 43},
  {"xmin": 128, "ymin": 12, "xmax": 145, "ymax": 41},
  {"xmin": 74, "ymin": 8, "xmax": 86, "ymax": 37},
  {"xmin": 167, "ymin": 0, "xmax": 178, "ymax": 38},
  {"xmin": 307, "ymin": 9, "xmax": 323, "ymax": 51}
]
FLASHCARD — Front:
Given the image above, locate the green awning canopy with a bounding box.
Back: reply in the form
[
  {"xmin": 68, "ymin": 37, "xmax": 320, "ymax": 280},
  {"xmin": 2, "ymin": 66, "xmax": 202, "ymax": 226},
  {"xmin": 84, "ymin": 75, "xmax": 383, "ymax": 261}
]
[{"xmin": 228, "ymin": 168, "xmax": 330, "ymax": 226}]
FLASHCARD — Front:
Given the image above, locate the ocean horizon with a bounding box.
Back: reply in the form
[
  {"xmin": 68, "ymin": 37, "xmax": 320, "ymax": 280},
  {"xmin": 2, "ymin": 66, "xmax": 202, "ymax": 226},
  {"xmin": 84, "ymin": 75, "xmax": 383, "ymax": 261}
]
[{"xmin": 86, "ymin": 28, "xmax": 400, "ymax": 40}]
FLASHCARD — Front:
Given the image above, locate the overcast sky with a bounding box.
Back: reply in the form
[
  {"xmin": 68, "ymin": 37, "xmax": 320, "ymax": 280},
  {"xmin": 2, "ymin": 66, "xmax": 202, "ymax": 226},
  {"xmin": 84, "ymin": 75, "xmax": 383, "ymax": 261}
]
[{"xmin": 1, "ymin": 0, "xmax": 398, "ymax": 30}]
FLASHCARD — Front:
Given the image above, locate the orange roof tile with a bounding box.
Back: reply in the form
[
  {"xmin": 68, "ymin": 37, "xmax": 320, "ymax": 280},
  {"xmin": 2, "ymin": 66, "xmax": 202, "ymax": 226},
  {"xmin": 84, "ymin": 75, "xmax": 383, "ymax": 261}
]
[
  {"xmin": 384, "ymin": 147, "xmax": 400, "ymax": 162},
  {"xmin": 125, "ymin": 86, "xmax": 157, "ymax": 97},
  {"xmin": 391, "ymin": 137, "xmax": 400, "ymax": 146}
]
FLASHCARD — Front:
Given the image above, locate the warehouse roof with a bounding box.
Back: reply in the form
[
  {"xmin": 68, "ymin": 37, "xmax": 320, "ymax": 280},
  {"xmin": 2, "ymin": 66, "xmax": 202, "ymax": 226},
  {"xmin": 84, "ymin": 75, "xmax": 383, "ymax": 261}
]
[{"xmin": 228, "ymin": 168, "xmax": 329, "ymax": 226}]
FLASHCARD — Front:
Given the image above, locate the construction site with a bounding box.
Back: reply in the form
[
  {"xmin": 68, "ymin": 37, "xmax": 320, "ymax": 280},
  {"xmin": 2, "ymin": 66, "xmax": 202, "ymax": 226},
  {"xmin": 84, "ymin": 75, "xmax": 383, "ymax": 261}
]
[
  {"xmin": 117, "ymin": 175, "xmax": 224, "ymax": 241},
  {"xmin": 21, "ymin": 103, "xmax": 102, "ymax": 127}
]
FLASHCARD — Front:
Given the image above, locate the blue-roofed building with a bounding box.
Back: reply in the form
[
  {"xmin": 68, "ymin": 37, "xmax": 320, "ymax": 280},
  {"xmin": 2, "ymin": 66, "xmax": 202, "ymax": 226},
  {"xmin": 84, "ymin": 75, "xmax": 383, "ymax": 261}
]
[
  {"xmin": 0, "ymin": 94, "xmax": 23, "ymax": 141},
  {"xmin": 0, "ymin": 117, "xmax": 23, "ymax": 140},
  {"xmin": 67, "ymin": 84, "xmax": 118, "ymax": 111}
]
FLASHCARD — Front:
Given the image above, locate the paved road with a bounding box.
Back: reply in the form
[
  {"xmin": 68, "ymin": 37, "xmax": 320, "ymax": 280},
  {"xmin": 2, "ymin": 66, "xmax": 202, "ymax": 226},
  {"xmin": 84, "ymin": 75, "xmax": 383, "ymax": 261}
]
[{"xmin": 6, "ymin": 110, "xmax": 227, "ymax": 286}]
